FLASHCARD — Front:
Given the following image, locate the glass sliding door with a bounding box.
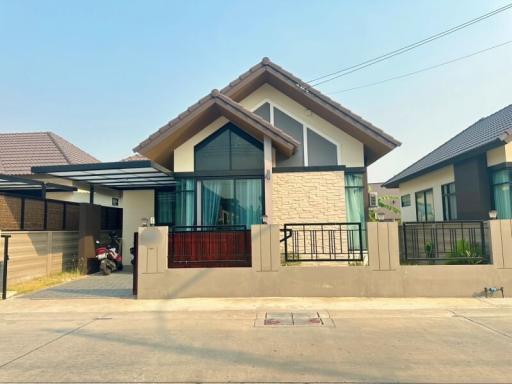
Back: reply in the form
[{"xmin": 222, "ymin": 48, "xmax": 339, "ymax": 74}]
[
  {"xmin": 175, "ymin": 179, "xmax": 195, "ymax": 226},
  {"xmin": 344, "ymin": 173, "xmax": 366, "ymax": 250},
  {"xmin": 415, "ymin": 189, "xmax": 434, "ymax": 222},
  {"xmin": 200, "ymin": 178, "xmax": 263, "ymax": 228},
  {"xmin": 235, "ymin": 179, "xmax": 263, "ymax": 228}
]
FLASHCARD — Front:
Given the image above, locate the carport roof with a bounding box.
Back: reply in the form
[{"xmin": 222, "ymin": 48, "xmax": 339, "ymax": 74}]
[
  {"xmin": 0, "ymin": 174, "xmax": 77, "ymax": 192},
  {"xmin": 32, "ymin": 160, "xmax": 175, "ymax": 190}
]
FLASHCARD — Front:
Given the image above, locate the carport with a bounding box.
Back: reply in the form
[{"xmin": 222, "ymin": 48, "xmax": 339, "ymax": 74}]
[{"xmin": 26, "ymin": 160, "xmax": 175, "ymax": 299}]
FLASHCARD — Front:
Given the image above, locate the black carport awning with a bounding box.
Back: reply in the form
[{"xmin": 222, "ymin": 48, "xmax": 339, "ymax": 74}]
[
  {"xmin": 0, "ymin": 174, "xmax": 76, "ymax": 193},
  {"xmin": 32, "ymin": 160, "xmax": 175, "ymax": 190}
]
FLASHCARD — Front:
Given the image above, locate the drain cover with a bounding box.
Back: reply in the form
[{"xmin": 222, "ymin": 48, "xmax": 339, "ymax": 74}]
[{"xmin": 256, "ymin": 311, "xmax": 332, "ymax": 327}]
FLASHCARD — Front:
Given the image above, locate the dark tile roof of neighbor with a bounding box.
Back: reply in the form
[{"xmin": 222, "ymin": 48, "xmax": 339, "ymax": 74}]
[
  {"xmin": 384, "ymin": 104, "xmax": 512, "ymax": 188},
  {"xmin": 0, "ymin": 132, "xmax": 100, "ymax": 175}
]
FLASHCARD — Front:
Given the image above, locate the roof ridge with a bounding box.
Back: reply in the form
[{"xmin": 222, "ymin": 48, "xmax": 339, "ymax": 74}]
[
  {"xmin": 46, "ymin": 132, "xmax": 71, "ymax": 163},
  {"xmin": 384, "ymin": 104, "xmax": 512, "ymax": 186}
]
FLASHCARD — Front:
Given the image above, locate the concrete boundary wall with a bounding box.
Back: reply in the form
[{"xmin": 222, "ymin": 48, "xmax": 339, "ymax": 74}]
[{"xmin": 137, "ymin": 222, "xmax": 512, "ymax": 299}]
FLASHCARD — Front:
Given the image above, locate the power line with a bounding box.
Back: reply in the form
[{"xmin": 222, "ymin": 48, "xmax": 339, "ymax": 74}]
[
  {"xmin": 326, "ymin": 39, "xmax": 512, "ymax": 94},
  {"xmin": 308, "ymin": 3, "xmax": 512, "ymax": 86}
]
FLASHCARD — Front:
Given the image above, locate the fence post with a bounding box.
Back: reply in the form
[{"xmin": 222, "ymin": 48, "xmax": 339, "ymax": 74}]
[
  {"xmin": 402, "ymin": 223, "xmax": 408, "ymax": 262},
  {"xmin": 2, "ymin": 234, "xmax": 10, "ymax": 300}
]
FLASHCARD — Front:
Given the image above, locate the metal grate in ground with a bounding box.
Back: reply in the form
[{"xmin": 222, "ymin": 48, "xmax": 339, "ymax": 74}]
[{"xmin": 254, "ymin": 311, "xmax": 334, "ymax": 327}]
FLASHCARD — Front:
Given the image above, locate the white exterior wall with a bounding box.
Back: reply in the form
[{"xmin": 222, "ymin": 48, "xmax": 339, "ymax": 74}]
[
  {"xmin": 487, "ymin": 143, "xmax": 512, "ymax": 167},
  {"xmin": 172, "ymin": 84, "xmax": 366, "ymax": 172},
  {"xmin": 174, "ymin": 117, "xmax": 229, "ymax": 172},
  {"xmin": 398, "ymin": 165, "xmax": 455, "ymax": 222},
  {"xmin": 121, "ymin": 189, "xmax": 155, "ymax": 265},
  {"xmin": 239, "ymin": 84, "xmax": 365, "ymax": 167}
]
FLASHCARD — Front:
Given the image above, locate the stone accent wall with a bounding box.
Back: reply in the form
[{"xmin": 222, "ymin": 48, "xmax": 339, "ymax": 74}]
[{"xmin": 271, "ymin": 171, "xmax": 346, "ymax": 224}]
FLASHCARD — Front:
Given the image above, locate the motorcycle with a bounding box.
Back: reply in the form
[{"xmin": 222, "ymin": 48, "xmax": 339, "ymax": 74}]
[{"xmin": 95, "ymin": 232, "xmax": 123, "ymax": 275}]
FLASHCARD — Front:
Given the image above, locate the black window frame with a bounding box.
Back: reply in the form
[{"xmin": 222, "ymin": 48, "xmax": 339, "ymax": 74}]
[
  {"xmin": 401, "ymin": 194, "xmax": 411, "ymax": 207},
  {"xmin": 415, "ymin": 188, "xmax": 435, "ymax": 222},
  {"xmin": 194, "ymin": 123, "xmax": 264, "ymax": 173},
  {"xmin": 441, "ymin": 182, "xmax": 457, "ymax": 221}
]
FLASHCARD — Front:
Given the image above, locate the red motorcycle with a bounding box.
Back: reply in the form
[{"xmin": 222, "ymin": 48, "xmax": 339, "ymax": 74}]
[{"xmin": 95, "ymin": 232, "xmax": 123, "ymax": 275}]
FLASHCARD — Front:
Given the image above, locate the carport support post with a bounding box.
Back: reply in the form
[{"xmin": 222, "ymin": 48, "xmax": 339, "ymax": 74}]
[
  {"xmin": 2, "ymin": 234, "xmax": 10, "ymax": 300},
  {"xmin": 78, "ymin": 203, "xmax": 101, "ymax": 274}
]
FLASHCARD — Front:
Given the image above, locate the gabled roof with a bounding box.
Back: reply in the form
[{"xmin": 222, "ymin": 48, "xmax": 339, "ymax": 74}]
[
  {"xmin": 0, "ymin": 132, "xmax": 99, "ymax": 175},
  {"xmin": 134, "ymin": 88, "xmax": 299, "ymax": 164},
  {"xmin": 134, "ymin": 58, "xmax": 400, "ymax": 165},
  {"xmin": 384, "ymin": 104, "xmax": 512, "ymax": 188}
]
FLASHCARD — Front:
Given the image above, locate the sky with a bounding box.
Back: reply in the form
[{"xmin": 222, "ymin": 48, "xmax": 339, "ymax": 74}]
[{"xmin": 1, "ymin": 0, "xmax": 511, "ymax": 182}]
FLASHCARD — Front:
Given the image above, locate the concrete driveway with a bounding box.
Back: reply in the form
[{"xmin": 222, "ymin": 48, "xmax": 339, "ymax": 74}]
[
  {"xmin": 25, "ymin": 270, "xmax": 133, "ymax": 299},
  {"xmin": 0, "ymin": 297, "xmax": 511, "ymax": 383}
]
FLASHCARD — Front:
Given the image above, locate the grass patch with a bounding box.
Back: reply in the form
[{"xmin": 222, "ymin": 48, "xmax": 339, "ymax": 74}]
[{"xmin": 8, "ymin": 269, "xmax": 84, "ymax": 295}]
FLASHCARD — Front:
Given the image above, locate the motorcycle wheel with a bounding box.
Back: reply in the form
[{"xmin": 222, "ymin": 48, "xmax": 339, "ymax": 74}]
[{"xmin": 100, "ymin": 260, "xmax": 111, "ymax": 275}]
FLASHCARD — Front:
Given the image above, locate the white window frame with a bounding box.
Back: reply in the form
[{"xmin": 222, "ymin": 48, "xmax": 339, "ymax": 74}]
[{"xmin": 251, "ymin": 99, "xmax": 341, "ymax": 166}]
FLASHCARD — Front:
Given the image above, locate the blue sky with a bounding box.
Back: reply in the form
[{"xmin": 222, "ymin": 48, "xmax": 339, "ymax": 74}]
[{"xmin": 1, "ymin": 0, "xmax": 511, "ymax": 182}]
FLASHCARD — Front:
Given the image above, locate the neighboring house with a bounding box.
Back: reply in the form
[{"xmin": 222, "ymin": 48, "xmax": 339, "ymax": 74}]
[
  {"xmin": 130, "ymin": 58, "xmax": 401, "ymax": 228},
  {"xmin": 384, "ymin": 104, "xmax": 512, "ymax": 222},
  {"xmin": 0, "ymin": 132, "xmax": 120, "ymax": 207},
  {"xmin": 368, "ymin": 183, "xmax": 400, "ymax": 221}
]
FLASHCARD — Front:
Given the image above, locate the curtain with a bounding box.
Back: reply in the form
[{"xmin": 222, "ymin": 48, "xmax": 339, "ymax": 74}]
[
  {"xmin": 345, "ymin": 174, "xmax": 366, "ymax": 250},
  {"xmin": 201, "ymin": 180, "xmax": 224, "ymax": 225},
  {"xmin": 236, "ymin": 179, "xmax": 262, "ymax": 229},
  {"xmin": 494, "ymin": 184, "xmax": 512, "ymax": 219},
  {"xmin": 175, "ymin": 179, "xmax": 195, "ymax": 226}
]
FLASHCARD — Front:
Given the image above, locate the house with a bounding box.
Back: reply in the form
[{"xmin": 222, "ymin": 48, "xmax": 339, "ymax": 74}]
[
  {"xmin": 29, "ymin": 58, "xmax": 400, "ymax": 262},
  {"xmin": 368, "ymin": 183, "xmax": 400, "ymax": 221},
  {"xmin": 384, "ymin": 105, "xmax": 512, "ymax": 222},
  {"xmin": 0, "ymin": 132, "xmax": 120, "ymax": 207},
  {"xmin": 130, "ymin": 58, "xmax": 400, "ymax": 231}
]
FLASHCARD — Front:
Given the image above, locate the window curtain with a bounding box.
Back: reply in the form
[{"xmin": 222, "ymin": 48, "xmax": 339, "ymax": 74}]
[
  {"xmin": 201, "ymin": 180, "xmax": 224, "ymax": 226},
  {"xmin": 236, "ymin": 179, "xmax": 262, "ymax": 229},
  {"xmin": 156, "ymin": 191, "xmax": 174, "ymax": 225},
  {"xmin": 492, "ymin": 170, "xmax": 512, "ymax": 219},
  {"xmin": 345, "ymin": 174, "xmax": 366, "ymax": 250},
  {"xmin": 175, "ymin": 179, "xmax": 195, "ymax": 226}
]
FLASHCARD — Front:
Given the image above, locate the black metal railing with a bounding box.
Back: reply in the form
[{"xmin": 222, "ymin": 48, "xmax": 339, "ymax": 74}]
[
  {"xmin": 168, "ymin": 225, "xmax": 251, "ymax": 268},
  {"xmin": 281, "ymin": 223, "xmax": 365, "ymax": 262},
  {"xmin": 399, "ymin": 221, "xmax": 490, "ymax": 265}
]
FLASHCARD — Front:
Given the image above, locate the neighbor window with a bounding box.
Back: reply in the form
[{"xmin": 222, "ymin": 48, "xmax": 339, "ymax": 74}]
[
  {"xmin": 401, "ymin": 194, "xmax": 411, "ymax": 207},
  {"xmin": 415, "ymin": 189, "xmax": 434, "ymax": 222},
  {"xmin": 441, "ymin": 182, "xmax": 457, "ymax": 220},
  {"xmin": 491, "ymin": 169, "xmax": 512, "ymax": 219}
]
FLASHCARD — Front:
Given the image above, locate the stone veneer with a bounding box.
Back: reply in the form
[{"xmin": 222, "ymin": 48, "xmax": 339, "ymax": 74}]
[{"xmin": 271, "ymin": 171, "xmax": 346, "ymax": 225}]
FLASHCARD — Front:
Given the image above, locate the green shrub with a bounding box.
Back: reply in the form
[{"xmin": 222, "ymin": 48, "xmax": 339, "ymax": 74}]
[{"xmin": 447, "ymin": 240, "xmax": 483, "ymax": 265}]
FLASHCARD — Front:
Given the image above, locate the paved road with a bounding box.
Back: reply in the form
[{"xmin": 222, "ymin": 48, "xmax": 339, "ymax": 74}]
[{"xmin": 0, "ymin": 297, "xmax": 511, "ymax": 383}]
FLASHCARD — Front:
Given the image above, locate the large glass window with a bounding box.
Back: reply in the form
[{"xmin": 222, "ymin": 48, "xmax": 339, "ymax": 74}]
[
  {"xmin": 175, "ymin": 179, "xmax": 195, "ymax": 226},
  {"xmin": 156, "ymin": 188, "xmax": 175, "ymax": 226},
  {"xmin": 195, "ymin": 123, "xmax": 263, "ymax": 172},
  {"xmin": 345, "ymin": 173, "xmax": 366, "ymax": 249},
  {"xmin": 442, "ymin": 183, "xmax": 457, "ymax": 220},
  {"xmin": 415, "ymin": 189, "xmax": 435, "ymax": 222},
  {"xmin": 201, "ymin": 178, "xmax": 263, "ymax": 228},
  {"xmin": 491, "ymin": 169, "xmax": 512, "ymax": 219}
]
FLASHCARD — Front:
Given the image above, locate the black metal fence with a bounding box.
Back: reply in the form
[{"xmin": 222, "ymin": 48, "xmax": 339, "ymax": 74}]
[
  {"xmin": 281, "ymin": 223, "xmax": 365, "ymax": 262},
  {"xmin": 168, "ymin": 225, "xmax": 251, "ymax": 268},
  {"xmin": 399, "ymin": 221, "xmax": 490, "ymax": 265}
]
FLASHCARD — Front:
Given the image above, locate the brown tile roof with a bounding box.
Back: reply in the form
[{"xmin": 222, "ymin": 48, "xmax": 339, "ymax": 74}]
[
  {"xmin": 0, "ymin": 132, "xmax": 99, "ymax": 175},
  {"xmin": 134, "ymin": 89, "xmax": 300, "ymax": 155},
  {"xmin": 121, "ymin": 153, "xmax": 148, "ymax": 162},
  {"xmin": 134, "ymin": 57, "xmax": 400, "ymax": 165}
]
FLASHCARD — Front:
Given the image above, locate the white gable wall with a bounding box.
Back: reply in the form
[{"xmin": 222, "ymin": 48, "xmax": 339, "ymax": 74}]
[{"xmin": 239, "ymin": 84, "xmax": 365, "ymax": 168}]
